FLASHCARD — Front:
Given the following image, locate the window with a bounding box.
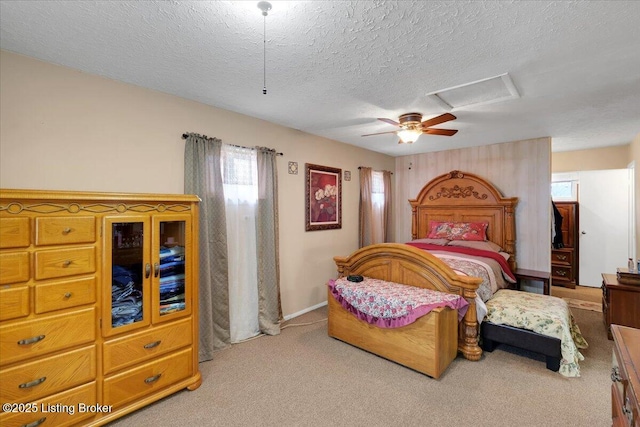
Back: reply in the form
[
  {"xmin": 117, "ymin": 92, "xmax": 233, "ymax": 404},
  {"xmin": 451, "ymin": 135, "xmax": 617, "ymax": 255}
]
[
  {"xmin": 221, "ymin": 145, "xmax": 258, "ymax": 203},
  {"xmin": 551, "ymin": 180, "xmax": 577, "ymax": 201},
  {"xmin": 371, "ymin": 171, "xmax": 385, "ymax": 243},
  {"xmin": 220, "ymin": 144, "xmax": 259, "ymax": 342}
]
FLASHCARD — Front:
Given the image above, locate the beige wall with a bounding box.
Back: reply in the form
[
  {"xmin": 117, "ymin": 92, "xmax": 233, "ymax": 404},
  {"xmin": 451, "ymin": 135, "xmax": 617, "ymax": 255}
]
[
  {"xmin": 552, "ymin": 145, "xmax": 630, "ymax": 173},
  {"xmin": 0, "ymin": 50, "xmax": 395, "ymax": 318},
  {"xmin": 395, "ymin": 138, "xmax": 552, "ymax": 271}
]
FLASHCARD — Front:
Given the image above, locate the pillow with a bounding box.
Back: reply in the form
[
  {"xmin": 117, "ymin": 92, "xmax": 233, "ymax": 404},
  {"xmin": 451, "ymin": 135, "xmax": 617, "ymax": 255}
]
[
  {"xmin": 427, "ymin": 221, "xmax": 488, "ymax": 242},
  {"xmin": 411, "ymin": 238, "xmax": 450, "ymax": 246},
  {"xmin": 447, "ymin": 240, "xmax": 502, "ymax": 252}
]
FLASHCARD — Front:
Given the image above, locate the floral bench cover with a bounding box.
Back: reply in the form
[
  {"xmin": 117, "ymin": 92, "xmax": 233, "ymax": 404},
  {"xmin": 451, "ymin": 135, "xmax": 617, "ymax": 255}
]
[{"xmin": 328, "ymin": 276, "xmax": 469, "ymax": 329}]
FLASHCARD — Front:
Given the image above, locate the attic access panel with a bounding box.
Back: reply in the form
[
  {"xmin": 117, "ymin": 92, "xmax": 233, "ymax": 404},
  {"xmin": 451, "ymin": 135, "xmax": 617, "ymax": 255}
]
[{"xmin": 427, "ymin": 73, "xmax": 520, "ymax": 110}]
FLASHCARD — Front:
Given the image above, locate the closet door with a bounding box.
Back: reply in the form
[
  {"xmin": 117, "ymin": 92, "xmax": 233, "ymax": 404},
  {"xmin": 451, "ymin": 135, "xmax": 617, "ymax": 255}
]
[{"xmin": 578, "ymin": 169, "xmax": 630, "ymax": 287}]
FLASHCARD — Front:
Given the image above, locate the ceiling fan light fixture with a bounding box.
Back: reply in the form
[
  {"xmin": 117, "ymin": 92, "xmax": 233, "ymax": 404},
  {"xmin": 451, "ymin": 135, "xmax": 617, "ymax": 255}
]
[{"xmin": 397, "ymin": 128, "xmax": 422, "ymax": 144}]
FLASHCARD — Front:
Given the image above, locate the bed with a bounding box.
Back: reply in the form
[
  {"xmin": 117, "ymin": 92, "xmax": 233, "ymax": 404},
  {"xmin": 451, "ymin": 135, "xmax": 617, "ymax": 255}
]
[{"xmin": 329, "ymin": 170, "xmax": 587, "ymax": 377}]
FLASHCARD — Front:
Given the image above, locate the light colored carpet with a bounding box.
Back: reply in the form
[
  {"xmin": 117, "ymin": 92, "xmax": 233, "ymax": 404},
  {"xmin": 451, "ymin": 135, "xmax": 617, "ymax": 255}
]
[
  {"xmin": 551, "ymin": 285, "xmax": 602, "ymax": 303},
  {"xmin": 108, "ymin": 305, "xmax": 612, "ymax": 427},
  {"xmin": 563, "ymin": 297, "xmax": 603, "ymax": 312}
]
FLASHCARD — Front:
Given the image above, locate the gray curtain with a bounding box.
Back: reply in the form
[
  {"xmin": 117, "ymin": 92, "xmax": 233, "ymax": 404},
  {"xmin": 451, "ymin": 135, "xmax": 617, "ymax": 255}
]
[
  {"xmin": 359, "ymin": 167, "xmax": 374, "ymax": 248},
  {"xmin": 255, "ymin": 148, "xmax": 282, "ymax": 335},
  {"xmin": 382, "ymin": 170, "xmax": 392, "ymax": 243},
  {"xmin": 184, "ymin": 134, "xmax": 231, "ymax": 361}
]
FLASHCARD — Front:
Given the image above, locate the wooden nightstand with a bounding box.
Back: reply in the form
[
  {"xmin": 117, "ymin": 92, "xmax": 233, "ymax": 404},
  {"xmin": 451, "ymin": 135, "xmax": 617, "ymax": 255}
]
[
  {"xmin": 515, "ymin": 268, "xmax": 550, "ymax": 295},
  {"xmin": 602, "ymin": 273, "xmax": 640, "ymax": 340}
]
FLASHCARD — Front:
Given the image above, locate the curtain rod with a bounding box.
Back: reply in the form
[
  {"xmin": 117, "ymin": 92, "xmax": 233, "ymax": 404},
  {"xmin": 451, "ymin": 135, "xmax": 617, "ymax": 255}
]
[
  {"xmin": 182, "ymin": 133, "xmax": 283, "ymax": 156},
  {"xmin": 358, "ymin": 166, "xmax": 393, "ymax": 175}
]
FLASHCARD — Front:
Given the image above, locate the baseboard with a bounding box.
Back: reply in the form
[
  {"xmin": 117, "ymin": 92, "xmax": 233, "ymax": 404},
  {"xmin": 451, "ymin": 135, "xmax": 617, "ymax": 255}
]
[{"xmin": 283, "ymin": 300, "xmax": 327, "ymax": 321}]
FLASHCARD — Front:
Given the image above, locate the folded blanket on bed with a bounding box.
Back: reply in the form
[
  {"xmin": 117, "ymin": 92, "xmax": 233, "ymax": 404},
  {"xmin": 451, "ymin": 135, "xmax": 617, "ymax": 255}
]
[
  {"xmin": 484, "ymin": 289, "xmax": 589, "ymax": 377},
  {"xmin": 328, "ymin": 276, "xmax": 469, "ymax": 328}
]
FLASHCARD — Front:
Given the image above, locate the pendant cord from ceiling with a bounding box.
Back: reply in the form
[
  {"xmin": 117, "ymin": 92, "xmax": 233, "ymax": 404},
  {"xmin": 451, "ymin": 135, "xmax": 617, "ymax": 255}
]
[
  {"xmin": 258, "ymin": 2, "xmax": 272, "ymax": 95},
  {"xmin": 263, "ymin": 13, "xmax": 266, "ymax": 95}
]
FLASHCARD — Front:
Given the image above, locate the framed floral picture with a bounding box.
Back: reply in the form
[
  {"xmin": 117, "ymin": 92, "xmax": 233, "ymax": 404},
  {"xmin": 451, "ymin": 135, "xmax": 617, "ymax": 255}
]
[{"xmin": 305, "ymin": 163, "xmax": 342, "ymax": 231}]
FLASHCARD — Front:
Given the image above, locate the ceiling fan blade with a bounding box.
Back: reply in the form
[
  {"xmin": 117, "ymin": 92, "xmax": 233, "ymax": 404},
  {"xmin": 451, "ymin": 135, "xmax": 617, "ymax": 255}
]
[
  {"xmin": 362, "ymin": 131, "xmax": 399, "ymax": 137},
  {"xmin": 423, "ymin": 128, "xmax": 458, "ymax": 136},
  {"xmin": 420, "ymin": 113, "xmax": 456, "ymax": 128},
  {"xmin": 377, "ymin": 118, "xmax": 400, "ymax": 126}
]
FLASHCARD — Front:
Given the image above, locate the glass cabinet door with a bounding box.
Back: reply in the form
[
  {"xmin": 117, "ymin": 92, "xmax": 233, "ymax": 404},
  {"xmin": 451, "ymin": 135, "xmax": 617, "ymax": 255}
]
[
  {"xmin": 152, "ymin": 214, "xmax": 192, "ymax": 323},
  {"xmin": 104, "ymin": 216, "xmax": 151, "ymax": 336}
]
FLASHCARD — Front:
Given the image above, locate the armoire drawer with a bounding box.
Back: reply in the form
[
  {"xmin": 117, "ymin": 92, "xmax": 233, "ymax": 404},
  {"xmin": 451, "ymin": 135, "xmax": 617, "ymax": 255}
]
[
  {"xmin": 34, "ymin": 246, "xmax": 95, "ymax": 280},
  {"xmin": 551, "ymin": 250, "xmax": 573, "ymax": 266},
  {"xmin": 0, "ymin": 345, "xmax": 96, "ymax": 404},
  {"xmin": 0, "ymin": 285, "xmax": 30, "ymax": 322},
  {"xmin": 35, "ymin": 216, "xmax": 96, "ymax": 246},
  {"xmin": 0, "ymin": 217, "xmax": 30, "ymax": 249},
  {"xmin": 0, "ymin": 382, "xmax": 96, "ymax": 427},
  {"xmin": 34, "ymin": 276, "xmax": 96, "ymax": 314},
  {"xmin": 103, "ymin": 348, "xmax": 193, "ymax": 409},
  {"xmin": 0, "ymin": 307, "xmax": 95, "ymax": 367},
  {"xmin": 551, "ymin": 265, "xmax": 573, "ymax": 281},
  {"xmin": 103, "ymin": 318, "xmax": 192, "ymax": 374},
  {"xmin": 0, "ymin": 252, "xmax": 30, "ymax": 286}
]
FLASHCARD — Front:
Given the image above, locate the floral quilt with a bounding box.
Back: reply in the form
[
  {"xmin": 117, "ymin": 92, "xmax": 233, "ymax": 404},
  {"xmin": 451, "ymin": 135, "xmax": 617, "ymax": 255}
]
[
  {"xmin": 328, "ymin": 276, "xmax": 469, "ymax": 329},
  {"xmin": 484, "ymin": 289, "xmax": 589, "ymax": 377},
  {"xmin": 436, "ymin": 256, "xmax": 494, "ymax": 302}
]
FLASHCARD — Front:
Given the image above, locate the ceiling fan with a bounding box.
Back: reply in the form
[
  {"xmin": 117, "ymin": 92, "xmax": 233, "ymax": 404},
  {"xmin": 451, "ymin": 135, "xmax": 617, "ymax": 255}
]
[{"xmin": 362, "ymin": 112, "xmax": 458, "ymax": 144}]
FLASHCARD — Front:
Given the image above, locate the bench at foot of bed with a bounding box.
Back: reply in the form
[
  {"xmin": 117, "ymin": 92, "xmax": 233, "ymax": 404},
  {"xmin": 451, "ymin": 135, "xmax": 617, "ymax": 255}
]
[
  {"xmin": 480, "ymin": 321, "xmax": 561, "ymax": 372},
  {"xmin": 327, "ymin": 290, "xmax": 459, "ymax": 379}
]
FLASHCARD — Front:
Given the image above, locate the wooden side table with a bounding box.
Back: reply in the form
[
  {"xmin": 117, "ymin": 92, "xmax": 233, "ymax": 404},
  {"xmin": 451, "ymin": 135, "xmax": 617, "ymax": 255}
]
[
  {"xmin": 602, "ymin": 273, "xmax": 640, "ymax": 340},
  {"xmin": 515, "ymin": 268, "xmax": 550, "ymax": 295}
]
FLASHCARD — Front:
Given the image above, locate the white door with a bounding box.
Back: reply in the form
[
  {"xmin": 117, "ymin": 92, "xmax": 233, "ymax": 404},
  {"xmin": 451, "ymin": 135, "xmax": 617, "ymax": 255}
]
[{"xmin": 578, "ymin": 169, "xmax": 630, "ymax": 287}]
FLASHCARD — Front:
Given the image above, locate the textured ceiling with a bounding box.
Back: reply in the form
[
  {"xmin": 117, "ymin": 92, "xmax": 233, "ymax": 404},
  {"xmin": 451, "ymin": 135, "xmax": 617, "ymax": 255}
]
[{"xmin": 1, "ymin": 1, "xmax": 639, "ymax": 156}]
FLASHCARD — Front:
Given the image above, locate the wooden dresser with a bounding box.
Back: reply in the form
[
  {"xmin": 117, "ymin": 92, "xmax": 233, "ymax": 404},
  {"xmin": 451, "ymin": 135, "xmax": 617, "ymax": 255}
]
[
  {"xmin": 602, "ymin": 273, "xmax": 640, "ymax": 340},
  {"xmin": 551, "ymin": 201, "xmax": 579, "ymax": 289},
  {"xmin": 0, "ymin": 189, "xmax": 201, "ymax": 427},
  {"xmin": 611, "ymin": 325, "xmax": 640, "ymax": 427}
]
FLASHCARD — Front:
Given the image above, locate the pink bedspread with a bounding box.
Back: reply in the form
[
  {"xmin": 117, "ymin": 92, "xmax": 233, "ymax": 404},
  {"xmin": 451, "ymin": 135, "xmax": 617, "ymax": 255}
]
[{"xmin": 328, "ymin": 276, "xmax": 469, "ymax": 328}]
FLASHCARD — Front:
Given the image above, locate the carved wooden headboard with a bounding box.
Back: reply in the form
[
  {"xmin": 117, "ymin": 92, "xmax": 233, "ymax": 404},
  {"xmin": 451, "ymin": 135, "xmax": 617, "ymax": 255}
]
[{"xmin": 409, "ymin": 170, "xmax": 519, "ymax": 271}]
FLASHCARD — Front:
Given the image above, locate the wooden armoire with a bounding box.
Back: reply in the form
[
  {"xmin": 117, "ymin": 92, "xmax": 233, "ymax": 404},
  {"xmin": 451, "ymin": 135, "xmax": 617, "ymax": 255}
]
[
  {"xmin": 551, "ymin": 201, "xmax": 579, "ymax": 289},
  {"xmin": 0, "ymin": 189, "xmax": 201, "ymax": 427}
]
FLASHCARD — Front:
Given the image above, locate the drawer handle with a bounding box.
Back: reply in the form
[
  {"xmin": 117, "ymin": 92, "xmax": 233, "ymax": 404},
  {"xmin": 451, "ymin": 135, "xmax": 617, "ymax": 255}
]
[
  {"xmin": 556, "ymin": 255, "xmax": 567, "ymax": 261},
  {"xmin": 556, "ymin": 270, "xmax": 567, "ymax": 276},
  {"xmin": 62, "ymin": 260, "xmax": 73, "ymax": 267},
  {"xmin": 145, "ymin": 263, "xmax": 151, "ymax": 279},
  {"xmin": 64, "ymin": 292, "xmax": 72, "ymax": 299},
  {"xmin": 62, "ymin": 227, "xmax": 72, "ymax": 234},
  {"xmin": 18, "ymin": 335, "xmax": 46, "ymax": 345},
  {"xmin": 21, "ymin": 417, "xmax": 47, "ymax": 427},
  {"xmin": 154, "ymin": 262, "xmax": 160, "ymax": 278},
  {"xmin": 144, "ymin": 340, "xmax": 162, "ymax": 349},
  {"xmin": 19, "ymin": 377, "xmax": 46, "ymax": 389},
  {"xmin": 611, "ymin": 367, "xmax": 622, "ymax": 382},
  {"xmin": 144, "ymin": 373, "xmax": 162, "ymax": 384}
]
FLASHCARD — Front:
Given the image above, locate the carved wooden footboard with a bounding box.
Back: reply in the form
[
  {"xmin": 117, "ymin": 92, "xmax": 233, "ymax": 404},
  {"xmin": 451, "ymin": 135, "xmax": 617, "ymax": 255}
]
[{"xmin": 330, "ymin": 243, "xmax": 483, "ymax": 364}]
